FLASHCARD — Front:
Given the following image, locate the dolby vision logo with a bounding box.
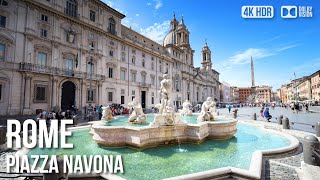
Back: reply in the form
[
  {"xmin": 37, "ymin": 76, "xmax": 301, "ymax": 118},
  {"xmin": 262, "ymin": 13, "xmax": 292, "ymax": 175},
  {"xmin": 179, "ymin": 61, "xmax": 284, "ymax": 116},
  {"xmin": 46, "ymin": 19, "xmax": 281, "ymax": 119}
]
[{"xmin": 281, "ymin": 6, "xmax": 297, "ymax": 18}]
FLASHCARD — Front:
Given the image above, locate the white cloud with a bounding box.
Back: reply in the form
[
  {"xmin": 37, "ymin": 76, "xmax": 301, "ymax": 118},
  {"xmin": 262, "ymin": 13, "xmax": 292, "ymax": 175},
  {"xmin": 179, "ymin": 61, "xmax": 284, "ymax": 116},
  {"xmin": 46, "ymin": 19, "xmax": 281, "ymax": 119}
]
[
  {"xmin": 147, "ymin": 2, "xmax": 151, "ymax": 6},
  {"xmin": 228, "ymin": 48, "xmax": 274, "ymax": 65},
  {"xmin": 276, "ymin": 44, "xmax": 299, "ymax": 52},
  {"xmin": 136, "ymin": 14, "xmax": 140, "ymax": 17},
  {"xmin": 153, "ymin": 0, "xmax": 163, "ymax": 10},
  {"xmin": 140, "ymin": 20, "xmax": 170, "ymax": 44},
  {"xmin": 216, "ymin": 43, "xmax": 299, "ymax": 71}
]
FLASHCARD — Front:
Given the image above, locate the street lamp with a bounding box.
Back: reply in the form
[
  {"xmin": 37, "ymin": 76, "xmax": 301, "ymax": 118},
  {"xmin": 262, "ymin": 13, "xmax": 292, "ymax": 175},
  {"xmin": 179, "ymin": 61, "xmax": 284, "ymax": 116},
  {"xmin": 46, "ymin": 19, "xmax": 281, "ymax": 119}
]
[{"xmin": 88, "ymin": 43, "xmax": 94, "ymax": 121}]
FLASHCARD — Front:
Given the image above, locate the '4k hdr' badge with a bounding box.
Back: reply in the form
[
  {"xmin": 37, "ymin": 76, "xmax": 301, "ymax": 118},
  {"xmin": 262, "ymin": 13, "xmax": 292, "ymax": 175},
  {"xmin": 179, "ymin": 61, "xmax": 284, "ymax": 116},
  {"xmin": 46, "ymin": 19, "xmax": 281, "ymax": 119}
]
[{"xmin": 242, "ymin": 6, "xmax": 274, "ymax": 18}]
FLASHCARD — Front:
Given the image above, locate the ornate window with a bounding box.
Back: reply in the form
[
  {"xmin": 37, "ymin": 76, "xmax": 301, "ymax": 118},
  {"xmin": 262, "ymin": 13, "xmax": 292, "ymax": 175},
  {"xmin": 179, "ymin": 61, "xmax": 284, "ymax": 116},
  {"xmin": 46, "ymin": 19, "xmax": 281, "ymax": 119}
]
[
  {"xmin": 121, "ymin": 52, "xmax": 126, "ymax": 61},
  {"xmin": 108, "ymin": 67, "xmax": 113, "ymax": 78},
  {"xmin": 0, "ymin": 15, "xmax": 6, "ymax": 28},
  {"xmin": 65, "ymin": 58, "xmax": 73, "ymax": 71},
  {"xmin": 108, "ymin": 92, "xmax": 113, "ymax": 102},
  {"xmin": 131, "ymin": 72, "xmax": 136, "ymax": 82},
  {"xmin": 87, "ymin": 61, "xmax": 94, "ymax": 74},
  {"xmin": 40, "ymin": 29, "xmax": 48, "ymax": 38},
  {"xmin": 89, "ymin": 10, "xmax": 96, "ymax": 22},
  {"xmin": 34, "ymin": 84, "xmax": 47, "ymax": 103},
  {"xmin": 151, "ymin": 61, "xmax": 154, "ymax": 70},
  {"xmin": 108, "ymin": 17, "xmax": 116, "ymax": 35},
  {"xmin": 41, "ymin": 14, "xmax": 48, "ymax": 22},
  {"xmin": 142, "ymin": 59, "xmax": 145, "ymax": 67},
  {"xmin": 87, "ymin": 89, "xmax": 95, "ymax": 102},
  {"xmin": 131, "ymin": 56, "xmax": 136, "ymax": 64},
  {"xmin": 141, "ymin": 74, "xmax": 146, "ymax": 84},
  {"xmin": 37, "ymin": 52, "xmax": 47, "ymax": 66},
  {"xmin": 66, "ymin": 0, "xmax": 78, "ymax": 18},
  {"xmin": 0, "ymin": 43, "xmax": 5, "ymax": 61},
  {"xmin": 120, "ymin": 69, "xmax": 126, "ymax": 80}
]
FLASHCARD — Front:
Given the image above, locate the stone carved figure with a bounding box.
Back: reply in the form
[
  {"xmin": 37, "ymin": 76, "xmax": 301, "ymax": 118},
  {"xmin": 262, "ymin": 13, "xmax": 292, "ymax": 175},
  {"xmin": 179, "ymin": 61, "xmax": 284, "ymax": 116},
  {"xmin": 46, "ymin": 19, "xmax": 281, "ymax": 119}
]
[
  {"xmin": 159, "ymin": 74, "xmax": 172, "ymax": 114},
  {"xmin": 101, "ymin": 106, "xmax": 113, "ymax": 122},
  {"xmin": 179, "ymin": 99, "xmax": 193, "ymax": 116},
  {"xmin": 67, "ymin": 29, "xmax": 75, "ymax": 43},
  {"xmin": 150, "ymin": 73, "xmax": 186, "ymax": 126},
  {"xmin": 197, "ymin": 97, "xmax": 217, "ymax": 122},
  {"xmin": 127, "ymin": 98, "xmax": 146, "ymax": 124}
]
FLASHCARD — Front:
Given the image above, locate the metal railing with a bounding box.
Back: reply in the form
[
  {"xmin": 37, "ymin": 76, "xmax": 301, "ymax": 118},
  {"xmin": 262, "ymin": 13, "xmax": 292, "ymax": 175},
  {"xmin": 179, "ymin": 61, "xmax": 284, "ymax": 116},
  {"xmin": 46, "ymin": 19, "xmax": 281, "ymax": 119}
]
[{"xmin": 19, "ymin": 62, "xmax": 105, "ymax": 81}]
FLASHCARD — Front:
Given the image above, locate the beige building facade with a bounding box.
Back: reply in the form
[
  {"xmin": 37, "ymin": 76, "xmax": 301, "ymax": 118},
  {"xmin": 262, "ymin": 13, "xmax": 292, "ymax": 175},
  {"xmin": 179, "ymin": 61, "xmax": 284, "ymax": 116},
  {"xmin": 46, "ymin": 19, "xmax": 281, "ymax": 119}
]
[
  {"xmin": 0, "ymin": 0, "xmax": 220, "ymax": 116},
  {"xmin": 310, "ymin": 70, "xmax": 320, "ymax": 101}
]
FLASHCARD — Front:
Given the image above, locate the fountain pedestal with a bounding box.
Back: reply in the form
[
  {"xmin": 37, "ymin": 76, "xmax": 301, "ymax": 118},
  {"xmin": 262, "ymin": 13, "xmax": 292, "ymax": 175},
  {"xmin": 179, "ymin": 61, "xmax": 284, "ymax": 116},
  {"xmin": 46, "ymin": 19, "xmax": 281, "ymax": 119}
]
[{"xmin": 91, "ymin": 119, "xmax": 237, "ymax": 149}]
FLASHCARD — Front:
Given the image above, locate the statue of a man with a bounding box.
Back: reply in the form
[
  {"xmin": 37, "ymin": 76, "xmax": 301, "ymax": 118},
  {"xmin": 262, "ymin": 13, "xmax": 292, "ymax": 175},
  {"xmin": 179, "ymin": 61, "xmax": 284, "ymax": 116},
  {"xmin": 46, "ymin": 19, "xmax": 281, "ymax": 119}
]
[
  {"xmin": 197, "ymin": 97, "xmax": 215, "ymax": 122},
  {"xmin": 159, "ymin": 74, "xmax": 172, "ymax": 114},
  {"xmin": 128, "ymin": 98, "xmax": 146, "ymax": 124}
]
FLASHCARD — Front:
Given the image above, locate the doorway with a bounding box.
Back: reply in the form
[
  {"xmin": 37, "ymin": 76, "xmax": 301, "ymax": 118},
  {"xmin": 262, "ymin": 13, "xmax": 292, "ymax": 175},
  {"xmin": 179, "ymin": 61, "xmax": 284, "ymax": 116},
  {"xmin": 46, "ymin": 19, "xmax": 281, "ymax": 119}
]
[
  {"xmin": 141, "ymin": 91, "xmax": 146, "ymax": 109},
  {"xmin": 61, "ymin": 81, "xmax": 76, "ymax": 111}
]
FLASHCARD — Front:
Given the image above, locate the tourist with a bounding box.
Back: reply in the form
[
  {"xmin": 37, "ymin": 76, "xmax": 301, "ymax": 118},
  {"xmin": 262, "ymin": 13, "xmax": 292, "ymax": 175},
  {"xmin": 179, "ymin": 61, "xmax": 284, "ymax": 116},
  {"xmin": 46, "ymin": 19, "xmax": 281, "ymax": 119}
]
[
  {"xmin": 260, "ymin": 107, "xmax": 265, "ymax": 118},
  {"xmin": 305, "ymin": 103, "xmax": 309, "ymax": 112},
  {"xmin": 98, "ymin": 105, "xmax": 103, "ymax": 120},
  {"xmin": 228, "ymin": 104, "xmax": 231, "ymax": 113},
  {"xmin": 264, "ymin": 108, "xmax": 272, "ymax": 122},
  {"xmin": 65, "ymin": 110, "xmax": 72, "ymax": 119}
]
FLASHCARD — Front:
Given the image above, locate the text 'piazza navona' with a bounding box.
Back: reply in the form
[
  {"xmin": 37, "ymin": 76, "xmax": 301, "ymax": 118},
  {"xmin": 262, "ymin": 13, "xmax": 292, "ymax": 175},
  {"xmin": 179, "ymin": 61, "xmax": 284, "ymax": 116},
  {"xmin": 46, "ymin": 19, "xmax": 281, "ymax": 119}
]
[{"xmin": 0, "ymin": 0, "xmax": 220, "ymax": 116}]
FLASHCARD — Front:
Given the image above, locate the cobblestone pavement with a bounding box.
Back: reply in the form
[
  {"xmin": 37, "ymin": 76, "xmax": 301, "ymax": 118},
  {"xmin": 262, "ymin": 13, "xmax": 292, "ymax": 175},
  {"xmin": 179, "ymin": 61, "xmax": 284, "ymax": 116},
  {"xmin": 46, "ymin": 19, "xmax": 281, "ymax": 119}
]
[
  {"xmin": 218, "ymin": 106, "xmax": 320, "ymax": 133},
  {"xmin": 263, "ymin": 143, "xmax": 303, "ymax": 180}
]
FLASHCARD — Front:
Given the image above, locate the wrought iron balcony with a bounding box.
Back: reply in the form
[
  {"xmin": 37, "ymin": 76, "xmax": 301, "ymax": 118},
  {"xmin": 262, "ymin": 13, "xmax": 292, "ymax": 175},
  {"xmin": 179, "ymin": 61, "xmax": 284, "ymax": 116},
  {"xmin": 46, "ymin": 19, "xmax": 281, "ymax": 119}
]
[{"xmin": 19, "ymin": 62, "xmax": 105, "ymax": 81}]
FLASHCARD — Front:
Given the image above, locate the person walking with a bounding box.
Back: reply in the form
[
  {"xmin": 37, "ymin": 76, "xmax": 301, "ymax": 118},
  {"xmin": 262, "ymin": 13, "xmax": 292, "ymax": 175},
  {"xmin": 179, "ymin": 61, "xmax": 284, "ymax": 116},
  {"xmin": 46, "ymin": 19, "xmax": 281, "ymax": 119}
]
[
  {"xmin": 228, "ymin": 104, "xmax": 232, "ymax": 113},
  {"xmin": 98, "ymin": 105, "xmax": 103, "ymax": 120},
  {"xmin": 264, "ymin": 108, "xmax": 272, "ymax": 122}
]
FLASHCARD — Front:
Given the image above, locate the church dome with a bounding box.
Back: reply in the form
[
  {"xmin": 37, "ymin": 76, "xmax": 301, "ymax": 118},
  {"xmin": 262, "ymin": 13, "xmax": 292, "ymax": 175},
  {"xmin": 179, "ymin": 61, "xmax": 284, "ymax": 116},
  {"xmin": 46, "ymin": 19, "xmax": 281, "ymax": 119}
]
[{"xmin": 163, "ymin": 30, "xmax": 176, "ymax": 46}]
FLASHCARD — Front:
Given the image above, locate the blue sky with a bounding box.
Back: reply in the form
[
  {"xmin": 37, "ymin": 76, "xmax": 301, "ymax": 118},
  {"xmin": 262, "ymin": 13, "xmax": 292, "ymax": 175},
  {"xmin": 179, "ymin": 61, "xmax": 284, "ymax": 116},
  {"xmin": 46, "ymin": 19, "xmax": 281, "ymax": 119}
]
[{"xmin": 102, "ymin": 0, "xmax": 320, "ymax": 90}]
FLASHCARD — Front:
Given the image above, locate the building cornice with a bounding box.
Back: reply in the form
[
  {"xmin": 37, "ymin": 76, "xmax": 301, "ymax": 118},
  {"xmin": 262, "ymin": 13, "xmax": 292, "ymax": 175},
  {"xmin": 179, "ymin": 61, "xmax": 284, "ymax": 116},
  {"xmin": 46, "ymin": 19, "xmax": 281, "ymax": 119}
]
[{"xmin": 22, "ymin": 0, "xmax": 172, "ymax": 62}]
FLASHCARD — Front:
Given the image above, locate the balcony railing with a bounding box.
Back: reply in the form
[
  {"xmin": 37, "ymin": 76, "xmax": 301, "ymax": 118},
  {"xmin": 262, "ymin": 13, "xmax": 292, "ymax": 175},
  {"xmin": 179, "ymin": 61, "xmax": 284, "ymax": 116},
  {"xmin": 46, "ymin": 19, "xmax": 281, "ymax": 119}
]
[
  {"xmin": 139, "ymin": 82, "xmax": 151, "ymax": 88},
  {"xmin": 107, "ymin": 27, "xmax": 117, "ymax": 35},
  {"xmin": 64, "ymin": 8, "xmax": 79, "ymax": 19},
  {"xmin": 19, "ymin": 63, "xmax": 105, "ymax": 81}
]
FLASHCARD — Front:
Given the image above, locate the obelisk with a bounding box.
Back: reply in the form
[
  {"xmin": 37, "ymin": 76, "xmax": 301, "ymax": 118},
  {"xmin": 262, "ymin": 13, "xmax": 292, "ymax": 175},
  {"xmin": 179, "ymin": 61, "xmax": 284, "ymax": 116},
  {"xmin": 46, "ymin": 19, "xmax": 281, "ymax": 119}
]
[{"xmin": 251, "ymin": 56, "xmax": 255, "ymax": 87}]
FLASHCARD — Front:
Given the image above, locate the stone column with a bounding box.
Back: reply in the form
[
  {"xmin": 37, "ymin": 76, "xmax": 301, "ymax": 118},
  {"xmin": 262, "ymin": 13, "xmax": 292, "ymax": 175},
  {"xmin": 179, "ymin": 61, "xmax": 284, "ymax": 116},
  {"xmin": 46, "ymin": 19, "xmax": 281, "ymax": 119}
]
[
  {"xmin": 98, "ymin": 83, "xmax": 102, "ymax": 105},
  {"xmin": 51, "ymin": 77, "xmax": 58, "ymax": 108},
  {"xmin": 23, "ymin": 74, "xmax": 32, "ymax": 115}
]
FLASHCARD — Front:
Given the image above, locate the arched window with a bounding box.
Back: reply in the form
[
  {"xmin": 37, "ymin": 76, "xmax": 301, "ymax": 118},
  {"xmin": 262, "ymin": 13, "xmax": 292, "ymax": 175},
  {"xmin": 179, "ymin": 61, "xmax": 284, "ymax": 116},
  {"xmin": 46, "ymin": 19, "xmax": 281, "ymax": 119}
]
[
  {"xmin": 66, "ymin": 0, "xmax": 78, "ymax": 18},
  {"xmin": 108, "ymin": 17, "xmax": 116, "ymax": 35}
]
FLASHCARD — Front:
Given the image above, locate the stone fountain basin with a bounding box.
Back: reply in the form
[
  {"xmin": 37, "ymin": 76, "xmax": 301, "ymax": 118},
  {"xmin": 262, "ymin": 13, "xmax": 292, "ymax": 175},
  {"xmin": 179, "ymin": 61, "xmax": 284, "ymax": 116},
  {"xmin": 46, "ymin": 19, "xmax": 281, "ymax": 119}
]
[{"xmin": 90, "ymin": 118, "xmax": 237, "ymax": 149}]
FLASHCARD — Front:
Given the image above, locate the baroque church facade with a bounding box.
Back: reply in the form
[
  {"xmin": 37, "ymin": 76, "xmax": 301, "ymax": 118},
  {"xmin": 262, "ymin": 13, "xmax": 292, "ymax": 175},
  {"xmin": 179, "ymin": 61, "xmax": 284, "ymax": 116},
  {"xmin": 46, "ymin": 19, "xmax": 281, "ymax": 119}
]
[{"xmin": 0, "ymin": 0, "xmax": 220, "ymax": 116}]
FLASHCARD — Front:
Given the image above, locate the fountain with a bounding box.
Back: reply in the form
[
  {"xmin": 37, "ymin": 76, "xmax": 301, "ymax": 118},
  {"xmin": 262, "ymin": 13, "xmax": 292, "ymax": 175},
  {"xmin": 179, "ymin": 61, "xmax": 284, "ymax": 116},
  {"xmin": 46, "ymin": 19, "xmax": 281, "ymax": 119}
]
[
  {"xmin": 127, "ymin": 98, "xmax": 146, "ymax": 124},
  {"xmin": 90, "ymin": 73, "xmax": 237, "ymax": 148},
  {"xmin": 179, "ymin": 99, "xmax": 193, "ymax": 116}
]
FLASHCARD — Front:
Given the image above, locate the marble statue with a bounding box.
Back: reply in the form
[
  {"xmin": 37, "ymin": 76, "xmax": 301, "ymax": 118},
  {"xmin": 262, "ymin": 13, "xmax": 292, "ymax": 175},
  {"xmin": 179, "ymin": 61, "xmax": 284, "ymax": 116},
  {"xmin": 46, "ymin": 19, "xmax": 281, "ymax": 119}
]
[
  {"xmin": 197, "ymin": 97, "xmax": 217, "ymax": 122},
  {"xmin": 179, "ymin": 99, "xmax": 193, "ymax": 116},
  {"xmin": 127, "ymin": 98, "xmax": 146, "ymax": 124},
  {"xmin": 150, "ymin": 73, "xmax": 186, "ymax": 126},
  {"xmin": 101, "ymin": 106, "xmax": 113, "ymax": 122}
]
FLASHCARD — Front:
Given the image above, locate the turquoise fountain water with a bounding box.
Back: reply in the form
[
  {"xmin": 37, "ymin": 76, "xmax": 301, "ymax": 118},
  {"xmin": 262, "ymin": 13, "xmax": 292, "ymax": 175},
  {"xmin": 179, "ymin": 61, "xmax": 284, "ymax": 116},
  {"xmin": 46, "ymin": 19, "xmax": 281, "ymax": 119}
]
[
  {"xmin": 103, "ymin": 114, "xmax": 228, "ymax": 126},
  {"xmin": 28, "ymin": 122, "xmax": 290, "ymax": 180}
]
